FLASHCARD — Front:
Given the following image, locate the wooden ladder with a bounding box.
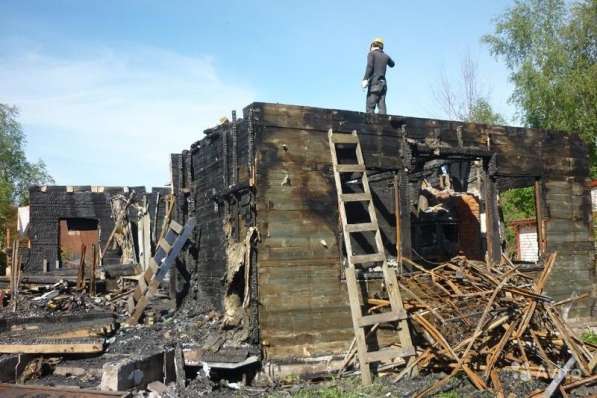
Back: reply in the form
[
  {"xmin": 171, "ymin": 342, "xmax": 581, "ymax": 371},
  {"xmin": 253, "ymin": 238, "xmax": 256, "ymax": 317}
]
[
  {"xmin": 328, "ymin": 129, "xmax": 415, "ymax": 384},
  {"xmin": 125, "ymin": 217, "xmax": 196, "ymax": 325}
]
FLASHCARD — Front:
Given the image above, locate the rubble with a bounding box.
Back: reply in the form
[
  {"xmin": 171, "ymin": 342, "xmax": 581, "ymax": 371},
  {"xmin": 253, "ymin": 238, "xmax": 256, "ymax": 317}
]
[
  {"xmin": 401, "ymin": 254, "xmax": 595, "ymax": 396},
  {"xmin": 0, "ymin": 249, "xmax": 593, "ymax": 397},
  {"xmin": 328, "ymin": 253, "xmax": 595, "ymax": 397}
]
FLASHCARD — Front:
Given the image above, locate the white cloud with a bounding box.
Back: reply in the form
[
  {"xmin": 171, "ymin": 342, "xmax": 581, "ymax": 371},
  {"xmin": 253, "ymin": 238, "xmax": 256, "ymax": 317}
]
[{"xmin": 0, "ymin": 46, "xmax": 255, "ymax": 186}]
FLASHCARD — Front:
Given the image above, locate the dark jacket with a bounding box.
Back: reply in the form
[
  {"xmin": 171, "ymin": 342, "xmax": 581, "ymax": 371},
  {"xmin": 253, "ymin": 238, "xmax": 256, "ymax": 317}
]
[{"xmin": 363, "ymin": 49, "xmax": 395, "ymax": 83}]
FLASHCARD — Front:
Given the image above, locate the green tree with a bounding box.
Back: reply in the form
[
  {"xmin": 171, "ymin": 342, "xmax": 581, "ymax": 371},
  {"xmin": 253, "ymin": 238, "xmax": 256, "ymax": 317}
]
[
  {"xmin": 483, "ymin": 0, "xmax": 597, "ymax": 175},
  {"xmin": 469, "ymin": 98, "xmax": 506, "ymax": 125},
  {"xmin": 0, "ymin": 104, "xmax": 54, "ymax": 247},
  {"xmin": 500, "ymin": 186, "xmax": 537, "ymax": 250}
]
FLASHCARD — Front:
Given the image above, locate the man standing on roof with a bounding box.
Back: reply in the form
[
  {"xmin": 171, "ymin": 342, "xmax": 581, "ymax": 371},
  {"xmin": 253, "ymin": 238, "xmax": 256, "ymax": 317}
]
[{"xmin": 362, "ymin": 37, "xmax": 395, "ymax": 115}]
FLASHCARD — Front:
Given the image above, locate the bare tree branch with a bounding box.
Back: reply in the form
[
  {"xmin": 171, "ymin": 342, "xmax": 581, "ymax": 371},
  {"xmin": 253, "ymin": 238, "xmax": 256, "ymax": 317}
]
[{"xmin": 432, "ymin": 52, "xmax": 503, "ymax": 124}]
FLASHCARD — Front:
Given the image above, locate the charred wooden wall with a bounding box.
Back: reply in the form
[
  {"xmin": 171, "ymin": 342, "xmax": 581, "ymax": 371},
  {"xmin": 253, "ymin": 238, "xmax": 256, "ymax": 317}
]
[
  {"xmin": 27, "ymin": 186, "xmax": 167, "ymax": 272},
  {"xmin": 543, "ymin": 179, "xmax": 594, "ymax": 318},
  {"xmin": 172, "ymin": 115, "xmax": 256, "ymax": 322},
  {"xmin": 246, "ymin": 102, "xmax": 594, "ymax": 360},
  {"xmin": 174, "ymin": 102, "xmax": 593, "ymax": 362},
  {"xmin": 28, "ymin": 186, "xmax": 115, "ymax": 271}
]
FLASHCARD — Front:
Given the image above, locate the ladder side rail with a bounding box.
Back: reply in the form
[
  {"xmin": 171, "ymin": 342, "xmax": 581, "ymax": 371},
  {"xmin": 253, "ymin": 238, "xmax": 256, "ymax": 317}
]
[
  {"xmin": 154, "ymin": 217, "xmax": 196, "ymax": 281},
  {"xmin": 126, "ymin": 217, "xmax": 196, "ymax": 325},
  {"xmin": 328, "ymin": 129, "xmax": 372, "ymax": 384}
]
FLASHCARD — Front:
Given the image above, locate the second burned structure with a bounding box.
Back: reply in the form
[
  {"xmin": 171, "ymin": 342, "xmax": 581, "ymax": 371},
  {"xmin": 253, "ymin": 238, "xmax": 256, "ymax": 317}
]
[{"xmin": 171, "ymin": 102, "xmax": 594, "ymax": 375}]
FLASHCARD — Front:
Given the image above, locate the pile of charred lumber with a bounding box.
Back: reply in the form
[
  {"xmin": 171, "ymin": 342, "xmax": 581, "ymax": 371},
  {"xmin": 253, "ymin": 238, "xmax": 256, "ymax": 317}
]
[
  {"xmin": 0, "ymin": 311, "xmax": 115, "ymax": 355},
  {"xmin": 366, "ymin": 253, "xmax": 596, "ymax": 397}
]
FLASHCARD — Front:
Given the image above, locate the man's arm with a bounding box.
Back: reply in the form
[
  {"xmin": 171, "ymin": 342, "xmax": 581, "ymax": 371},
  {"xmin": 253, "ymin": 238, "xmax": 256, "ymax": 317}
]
[
  {"xmin": 363, "ymin": 52, "xmax": 374, "ymax": 80},
  {"xmin": 388, "ymin": 55, "xmax": 395, "ymax": 68}
]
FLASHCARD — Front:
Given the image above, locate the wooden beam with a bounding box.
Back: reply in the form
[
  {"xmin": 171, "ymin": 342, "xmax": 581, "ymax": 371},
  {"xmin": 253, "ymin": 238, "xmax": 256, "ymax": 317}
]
[
  {"xmin": 0, "ymin": 383, "xmax": 127, "ymax": 398},
  {"xmin": 534, "ymin": 179, "xmax": 546, "ymax": 256},
  {"xmin": 174, "ymin": 344, "xmax": 185, "ymax": 391},
  {"xmin": 0, "ymin": 339, "xmax": 104, "ymax": 354},
  {"xmin": 484, "ymin": 160, "xmax": 501, "ymax": 264},
  {"xmin": 90, "ymin": 244, "xmax": 97, "ymax": 296},
  {"xmin": 398, "ymin": 169, "xmax": 411, "ymax": 259},
  {"xmin": 76, "ymin": 244, "xmax": 86, "ymax": 290},
  {"xmin": 394, "ymin": 174, "xmax": 402, "ymax": 272}
]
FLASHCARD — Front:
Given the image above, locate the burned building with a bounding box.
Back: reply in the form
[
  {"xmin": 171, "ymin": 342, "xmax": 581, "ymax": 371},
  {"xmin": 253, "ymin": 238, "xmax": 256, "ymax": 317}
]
[
  {"xmin": 0, "ymin": 102, "xmax": 593, "ymax": 396},
  {"xmin": 169, "ymin": 101, "xmax": 594, "ymax": 374},
  {"xmin": 26, "ymin": 185, "xmax": 171, "ymax": 273}
]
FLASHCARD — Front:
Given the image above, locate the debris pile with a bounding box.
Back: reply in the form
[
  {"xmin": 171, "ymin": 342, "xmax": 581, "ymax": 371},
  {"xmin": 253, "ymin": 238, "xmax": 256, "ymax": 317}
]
[
  {"xmin": 0, "ymin": 216, "xmax": 265, "ymax": 397},
  {"xmin": 0, "ymin": 248, "xmax": 594, "ymax": 396},
  {"xmin": 0, "ymin": 311, "xmax": 114, "ymax": 355},
  {"xmin": 346, "ymin": 253, "xmax": 596, "ymax": 397}
]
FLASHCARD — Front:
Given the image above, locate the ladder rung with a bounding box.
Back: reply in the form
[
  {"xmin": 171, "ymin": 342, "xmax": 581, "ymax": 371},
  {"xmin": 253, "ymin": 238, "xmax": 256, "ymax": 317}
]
[
  {"xmin": 158, "ymin": 238, "xmax": 171, "ymax": 253},
  {"xmin": 340, "ymin": 193, "xmax": 371, "ymax": 202},
  {"xmin": 350, "ymin": 253, "xmax": 385, "ymax": 264},
  {"xmin": 365, "ymin": 346, "xmax": 416, "ymax": 364},
  {"xmin": 345, "ymin": 222, "xmax": 377, "ymax": 233},
  {"xmin": 336, "ymin": 164, "xmax": 366, "ymax": 173},
  {"xmin": 331, "ymin": 134, "xmax": 359, "ymax": 144},
  {"xmin": 357, "ymin": 310, "xmax": 407, "ymax": 327},
  {"xmin": 169, "ymin": 220, "xmax": 183, "ymax": 234}
]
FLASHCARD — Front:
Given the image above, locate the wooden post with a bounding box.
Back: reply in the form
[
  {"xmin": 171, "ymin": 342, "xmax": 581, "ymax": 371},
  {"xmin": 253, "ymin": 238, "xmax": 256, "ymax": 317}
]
[
  {"xmin": 483, "ymin": 161, "xmax": 501, "ymax": 265},
  {"xmin": 152, "ymin": 192, "xmax": 160, "ymax": 246},
  {"xmin": 8, "ymin": 241, "xmax": 15, "ymax": 293},
  {"xmin": 76, "ymin": 244, "xmax": 87, "ymax": 290},
  {"xmin": 158, "ymin": 195, "xmax": 174, "ymax": 244},
  {"xmin": 534, "ymin": 179, "xmax": 546, "ymax": 257},
  {"xmin": 398, "ymin": 169, "xmax": 412, "ymax": 260},
  {"xmin": 9, "ymin": 241, "xmax": 14, "ymax": 308},
  {"xmin": 13, "ymin": 252, "xmax": 20, "ymax": 312},
  {"xmin": 5, "ymin": 236, "xmax": 12, "ymax": 278},
  {"xmin": 90, "ymin": 244, "xmax": 97, "ymax": 296},
  {"xmin": 393, "ymin": 174, "xmax": 402, "ymax": 274},
  {"xmin": 11, "ymin": 240, "xmax": 20, "ymax": 312}
]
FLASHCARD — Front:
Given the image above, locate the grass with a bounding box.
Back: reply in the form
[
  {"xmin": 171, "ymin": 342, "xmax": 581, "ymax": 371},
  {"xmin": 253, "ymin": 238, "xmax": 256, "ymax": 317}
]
[
  {"xmin": 581, "ymin": 330, "xmax": 597, "ymax": 345},
  {"xmin": 288, "ymin": 386, "xmax": 360, "ymax": 398},
  {"xmin": 435, "ymin": 392, "xmax": 460, "ymax": 398},
  {"xmin": 266, "ymin": 376, "xmax": 396, "ymax": 398},
  {"xmin": 266, "ymin": 377, "xmax": 462, "ymax": 398},
  {"xmin": 267, "ymin": 385, "xmax": 362, "ymax": 398}
]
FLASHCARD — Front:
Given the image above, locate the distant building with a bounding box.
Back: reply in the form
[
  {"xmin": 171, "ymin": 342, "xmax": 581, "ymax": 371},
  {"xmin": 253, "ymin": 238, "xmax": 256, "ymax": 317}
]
[
  {"xmin": 510, "ymin": 219, "xmax": 539, "ymax": 262},
  {"xmin": 510, "ymin": 179, "xmax": 597, "ymax": 262},
  {"xmin": 25, "ymin": 185, "xmax": 169, "ymax": 272}
]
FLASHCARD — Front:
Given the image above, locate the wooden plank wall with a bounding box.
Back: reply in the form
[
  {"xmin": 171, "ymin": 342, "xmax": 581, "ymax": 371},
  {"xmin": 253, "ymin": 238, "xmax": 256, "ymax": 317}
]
[
  {"xmin": 248, "ymin": 102, "xmax": 594, "ymax": 360},
  {"xmin": 251, "ymin": 124, "xmax": 353, "ymax": 358},
  {"xmin": 543, "ymin": 178, "xmax": 595, "ymax": 318}
]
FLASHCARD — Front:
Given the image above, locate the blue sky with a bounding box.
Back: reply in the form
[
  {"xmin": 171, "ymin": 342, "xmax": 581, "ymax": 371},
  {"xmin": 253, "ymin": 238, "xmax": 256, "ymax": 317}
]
[{"xmin": 1, "ymin": 0, "xmax": 517, "ymax": 187}]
